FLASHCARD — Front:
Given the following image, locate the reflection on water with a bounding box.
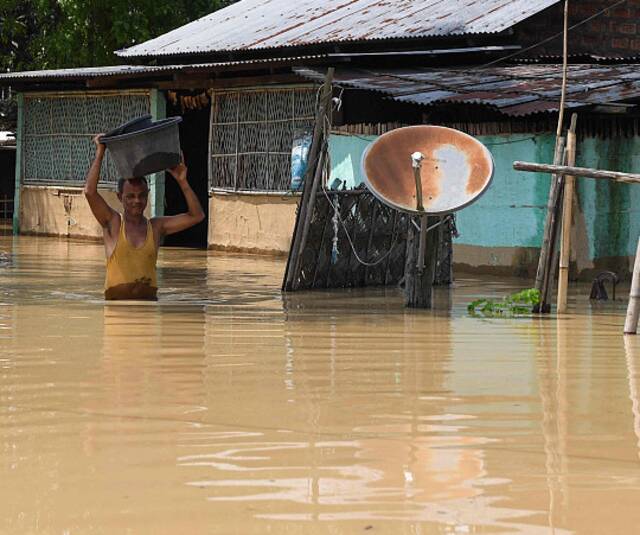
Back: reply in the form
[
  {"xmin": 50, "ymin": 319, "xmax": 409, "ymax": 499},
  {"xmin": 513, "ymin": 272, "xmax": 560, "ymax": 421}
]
[{"xmin": 1, "ymin": 234, "xmax": 640, "ymax": 534}]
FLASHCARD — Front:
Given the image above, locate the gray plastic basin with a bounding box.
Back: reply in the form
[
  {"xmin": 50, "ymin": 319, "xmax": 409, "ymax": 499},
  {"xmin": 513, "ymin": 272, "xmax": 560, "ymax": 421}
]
[{"xmin": 102, "ymin": 114, "xmax": 182, "ymax": 178}]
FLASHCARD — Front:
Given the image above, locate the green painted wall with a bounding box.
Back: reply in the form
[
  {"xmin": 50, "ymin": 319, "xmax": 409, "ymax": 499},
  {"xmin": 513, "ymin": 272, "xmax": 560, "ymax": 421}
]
[
  {"xmin": 455, "ymin": 134, "xmax": 555, "ymax": 248},
  {"xmin": 575, "ymin": 136, "xmax": 640, "ymax": 259},
  {"xmin": 328, "ymin": 133, "xmax": 376, "ymax": 190},
  {"xmin": 328, "ymin": 130, "xmax": 640, "ymax": 261}
]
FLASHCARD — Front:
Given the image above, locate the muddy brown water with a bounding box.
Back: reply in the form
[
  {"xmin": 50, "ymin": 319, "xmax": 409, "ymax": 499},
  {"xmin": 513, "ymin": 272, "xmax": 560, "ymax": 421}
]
[{"xmin": 1, "ymin": 233, "xmax": 640, "ymax": 534}]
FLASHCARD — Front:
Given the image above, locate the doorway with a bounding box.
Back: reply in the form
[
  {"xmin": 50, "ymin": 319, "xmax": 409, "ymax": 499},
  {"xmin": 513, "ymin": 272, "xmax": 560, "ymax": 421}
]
[{"xmin": 163, "ymin": 97, "xmax": 210, "ymax": 248}]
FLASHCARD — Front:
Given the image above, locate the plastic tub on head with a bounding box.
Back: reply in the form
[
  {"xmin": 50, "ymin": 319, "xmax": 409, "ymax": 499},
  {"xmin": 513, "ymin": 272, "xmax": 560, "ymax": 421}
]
[{"xmin": 101, "ymin": 114, "xmax": 183, "ymax": 178}]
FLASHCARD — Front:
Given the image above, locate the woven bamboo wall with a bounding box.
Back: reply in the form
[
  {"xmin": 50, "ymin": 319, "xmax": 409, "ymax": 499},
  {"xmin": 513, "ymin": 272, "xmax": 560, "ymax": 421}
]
[
  {"xmin": 209, "ymin": 86, "xmax": 316, "ymax": 192},
  {"xmin": 22, "ymin": 90, "xmax": 151, "ymax": 187}
]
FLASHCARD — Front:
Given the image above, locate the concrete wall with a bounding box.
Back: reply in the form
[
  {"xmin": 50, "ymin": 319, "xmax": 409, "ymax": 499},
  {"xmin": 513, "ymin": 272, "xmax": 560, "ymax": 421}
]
[
  {"xmin": 19, "ymin": 185, "xmax": 138, "ymax": 239},
  {"xmin": 207, "ymin": 192, "xmax": 298, "ymax": 255}
]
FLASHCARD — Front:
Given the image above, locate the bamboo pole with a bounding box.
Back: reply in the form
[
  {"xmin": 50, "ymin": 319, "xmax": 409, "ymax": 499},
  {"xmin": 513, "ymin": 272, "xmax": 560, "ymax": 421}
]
[
  {"xmin": 624, "ymin": 236, "xmax": 640, "ymax": 335},
  {"xmin": 535, "ymin": 137, "xmax": 565, "ymax": 299},
  {"xmin": 513, "ymin": 162, "xmax": 640, "ymax": 183},
  {"xmin": 534, "ymin": 0, "xmax": 569, "ymax": 311},
  {"xmin": 535, "ymin": 138, "xmax": 566, "ymax": 313},
  {"xmin": 557, "ymin": 113, "xmax": 578, "ymax": 314}
]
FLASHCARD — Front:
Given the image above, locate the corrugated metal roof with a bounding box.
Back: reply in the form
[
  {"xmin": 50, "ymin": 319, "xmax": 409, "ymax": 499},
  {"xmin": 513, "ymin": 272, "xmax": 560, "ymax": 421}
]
[
  {"xmin": 0, "ymin": 65, "xmax": 165, "ymax": 82},
  {"xmin": 0, "ymin": 55, "xmax": 327, "ymax": 83},
  {"xmin": 294, "ymin": 64, "xmax": 640, "ymax": 116},
  {"xmin": 116, "ymin": 0, "xmax": 561, "ymax": 58}
]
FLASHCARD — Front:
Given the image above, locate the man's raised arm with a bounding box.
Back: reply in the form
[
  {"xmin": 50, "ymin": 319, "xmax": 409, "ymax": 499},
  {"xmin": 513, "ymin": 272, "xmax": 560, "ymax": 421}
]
[
  {"xmin": 155, "ymin": 158, "xmax": 205, "ymax": 237},
  {"xmin": 84, "ymin": 134, "xmax": 117, "ymax": 228}
]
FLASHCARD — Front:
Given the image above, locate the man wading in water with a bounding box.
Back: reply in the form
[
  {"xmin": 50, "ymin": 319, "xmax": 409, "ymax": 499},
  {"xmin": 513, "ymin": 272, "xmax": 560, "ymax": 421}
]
[{"xmin": 84, "ymin": 134, "xmax": 205, "ymax": 300}]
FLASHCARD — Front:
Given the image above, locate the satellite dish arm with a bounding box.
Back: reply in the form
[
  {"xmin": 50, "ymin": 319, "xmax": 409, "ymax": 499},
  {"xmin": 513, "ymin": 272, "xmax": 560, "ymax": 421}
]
[
  {"xmin": 411, "ymin": 152, "xmax": 425, "ymax": 212},
  {"xmin": 410, "ymin": 151, "xmax": 429, "ymax": 271}
]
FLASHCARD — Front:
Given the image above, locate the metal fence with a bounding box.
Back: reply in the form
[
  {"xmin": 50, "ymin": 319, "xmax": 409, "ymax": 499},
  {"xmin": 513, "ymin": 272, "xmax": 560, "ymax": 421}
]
[
  {"xmin": 22, "ymin": 90, "xmax": 151, "ymax": 188},
  {"xmin": 209, "ymin": 86, "xmax": 316, "ymax": 192}
]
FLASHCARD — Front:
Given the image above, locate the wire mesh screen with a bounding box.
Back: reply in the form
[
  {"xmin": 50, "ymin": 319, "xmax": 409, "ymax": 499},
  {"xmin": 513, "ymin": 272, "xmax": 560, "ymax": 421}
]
[
  {"xmin": 22, "ymin": 91, "xmax": 151, "ymax": 188},
  {"xmin": 293, "ymin": 189, "xmax": 410, "ymax": 289},
  {"xmin": 209, "ymin": 87, "xmax": 316, "ymax": 192}
]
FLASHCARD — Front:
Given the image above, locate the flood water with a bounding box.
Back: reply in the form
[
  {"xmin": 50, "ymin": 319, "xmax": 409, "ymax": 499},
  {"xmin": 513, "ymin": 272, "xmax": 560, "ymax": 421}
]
[{"xmin": 1, "ymin": 233, "xmax": 640, "ymax": 534}]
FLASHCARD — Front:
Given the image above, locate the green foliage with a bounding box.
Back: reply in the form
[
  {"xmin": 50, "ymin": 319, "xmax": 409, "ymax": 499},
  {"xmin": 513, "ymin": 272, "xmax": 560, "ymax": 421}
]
[
  {"xmin": 0, "ymin": 0, "xmax": 235, "ymax": 71},
  {"xmin": 467, "ymin": 288, "xmax": 541, "ymax": 318}
]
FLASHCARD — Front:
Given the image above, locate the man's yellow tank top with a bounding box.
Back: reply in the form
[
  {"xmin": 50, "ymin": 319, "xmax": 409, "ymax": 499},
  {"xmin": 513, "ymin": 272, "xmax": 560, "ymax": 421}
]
[{"xmin": 104, "ymin": 216, "xmax": 158, "ymax": 300}]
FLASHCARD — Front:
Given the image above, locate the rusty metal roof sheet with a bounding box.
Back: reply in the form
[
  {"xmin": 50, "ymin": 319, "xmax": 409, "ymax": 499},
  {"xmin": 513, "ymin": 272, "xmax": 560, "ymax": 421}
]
[
  {"xmin": 116, "ymin": 0, "xmax": 561, "ymax": 58},
  {"xmin": 0, "ymin": 55, "xmax": 327, "ymax": 84},
  {"xmin": 0, "ymin": 65, "xmax": 165, "ymax": 82},
  {"xmin": 295, "ymin": 64, "xmax": 640, "ymax": 116}
]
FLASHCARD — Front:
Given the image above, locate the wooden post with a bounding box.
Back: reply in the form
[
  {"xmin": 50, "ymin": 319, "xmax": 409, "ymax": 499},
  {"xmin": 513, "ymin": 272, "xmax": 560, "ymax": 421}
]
[
  {"xmin": 149, "ymin": 89, "xmax": 166, "ymax": 218},
  {"xmin": 534, "ymin": 0, "xmax": 569, "ymax": 312},
  {"xmin": 625, "ymin": 236, "xmax": 640, "ymax": 335},
  {"xmin": 283, "ymin": 68, "xmax": 334, "ymax": 291},
  {"xmin": 417, "ymin": 215, "xmax": 428, "ymax": 272},
  {"xmin": 535, "ymin": 137, "xmax": 565, "ymax": 297},
  {"xmin": 535, "ymin": 137, "xmax": 566, "ymax": 313},
  {"xmin": 12, "ymin": 93, "xmax": 23, "ymax": 235},
  {"xmin": 557, "ymin": 113, "xmax": 578, "ymax": 314},
  {"xmin": 434, "ymin": 215, "xmax": 453, "ymax": 286},
  {"xmin": 404, "ymin": 216, "xmax": 440, "ymax": 308}
]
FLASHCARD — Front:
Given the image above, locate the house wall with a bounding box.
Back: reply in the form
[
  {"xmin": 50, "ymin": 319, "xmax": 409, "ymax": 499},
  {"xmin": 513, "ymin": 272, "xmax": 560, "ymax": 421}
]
[
  {"xmin": 328, "ymin": 130, "xmax": 640, "ymax": 280},
  {"xmin": 573, "ymin": 136, "xmax": 640, "ymax": 278},
  {"xmin": 20, "ymin": 185, "xmax": 115, "ymax": 239},
  {"xmin": 19, "ymin": 185, "xmax": 149, "ymax": 239},
  {"xmin": 207, "ymin": 192, "xmax": 298, "ymax": 255},
  {"xmin": 14, "ymin": 89, "xmax": 163, "ymax": 239}
]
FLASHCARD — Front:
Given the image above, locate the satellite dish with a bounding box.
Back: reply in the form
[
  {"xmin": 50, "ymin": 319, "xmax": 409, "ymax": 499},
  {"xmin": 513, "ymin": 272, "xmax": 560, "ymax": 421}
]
[{"xmin": 361, "ymin": 125, "xmax": 494, "ymax": 215}]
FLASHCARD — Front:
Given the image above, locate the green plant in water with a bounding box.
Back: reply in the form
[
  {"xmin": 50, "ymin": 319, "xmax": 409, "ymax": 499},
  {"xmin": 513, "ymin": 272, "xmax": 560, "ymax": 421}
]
[{"xmin": 467, "ymin": 288, "xmax": 541, "ymax": 318}]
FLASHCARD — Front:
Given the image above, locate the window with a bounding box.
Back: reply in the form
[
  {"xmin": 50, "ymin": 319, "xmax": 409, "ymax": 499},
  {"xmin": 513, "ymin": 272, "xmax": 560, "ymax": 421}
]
[
  {"xmin": 22, "ymin": 90, "xmax": 150, "ymax": 187},
  {"xmin": 209, "ymin": 87, "xmax": 316, "ymax": 192}
]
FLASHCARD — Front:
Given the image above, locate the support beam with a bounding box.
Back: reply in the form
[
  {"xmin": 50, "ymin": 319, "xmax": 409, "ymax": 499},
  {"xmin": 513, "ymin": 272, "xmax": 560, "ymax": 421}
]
[
  {"xmin": 534, "ymin": 136, "xmax": 565, "ymax": 310},
  {"xmin": 404, "ymin": 216, "xmax": 440, "ymax": 308},
  {"xmin": 149, "ymin": 89, "xmax": 166, "ymax": 218},
  {"xmin": 283, "ymin": 68, "xmax": 334, "ymax": 291},
  {"xmin": 514, "ymin": 162, "xmax": 640, "ymax": 184},
  {"xmin": 12, "ymin": 93, "xmax": 23, "ymax": 236},
  {"xmin": 155, "ymin": 74, "xmax": 304, "ymax": 91}
]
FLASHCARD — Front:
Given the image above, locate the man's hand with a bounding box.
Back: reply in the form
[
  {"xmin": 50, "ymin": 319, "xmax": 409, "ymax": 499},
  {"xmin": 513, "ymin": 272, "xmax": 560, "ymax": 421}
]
[
  {"xmin": 93, "ymin": 133, "xmax": 106, "ymax": 158},
  {"xmin": 168, "ymin": 153, "xmax": 187, "ymax": 183}
]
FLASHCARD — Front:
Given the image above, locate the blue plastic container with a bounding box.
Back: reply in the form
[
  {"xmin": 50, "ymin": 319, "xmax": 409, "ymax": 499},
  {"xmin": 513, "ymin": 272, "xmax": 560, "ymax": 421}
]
[{"xmin": 290, "ymin": 130, "xmax": 313, "ymax": 191}]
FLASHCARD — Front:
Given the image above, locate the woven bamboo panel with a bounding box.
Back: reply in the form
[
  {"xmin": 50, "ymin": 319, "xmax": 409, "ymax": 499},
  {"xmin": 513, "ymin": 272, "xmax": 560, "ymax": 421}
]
[
  {"xmin": 292, "ymin": 188, "xmax": 454, "ymax": 290},
  {"xmin": 22, "ymin": 91, "xmax": 151, "ymax": 187},
  {"xmin": 209, "ymin": 87, "xmax": 316, "ymax": 192}
]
